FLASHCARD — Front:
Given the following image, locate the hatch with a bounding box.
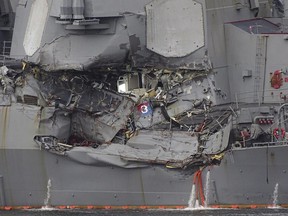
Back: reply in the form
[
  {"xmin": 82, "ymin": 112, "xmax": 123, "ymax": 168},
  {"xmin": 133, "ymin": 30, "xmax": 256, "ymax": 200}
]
[{"xmin": 145, "ymin": 0, "xmax": 205, "ymax": 57}]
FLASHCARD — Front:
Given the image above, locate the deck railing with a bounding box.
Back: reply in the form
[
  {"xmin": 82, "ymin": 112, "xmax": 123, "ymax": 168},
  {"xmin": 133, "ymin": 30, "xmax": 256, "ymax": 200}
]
[{"xmin": 253, "ymin": 141, "xmax": 288, "ymax": 147}]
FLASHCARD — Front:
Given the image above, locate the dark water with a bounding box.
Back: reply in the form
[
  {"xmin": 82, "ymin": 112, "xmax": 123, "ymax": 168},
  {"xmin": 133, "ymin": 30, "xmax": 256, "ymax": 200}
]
[{"xmin": 1, "ymin": 208, "xmax": 288, "ymax": 216}]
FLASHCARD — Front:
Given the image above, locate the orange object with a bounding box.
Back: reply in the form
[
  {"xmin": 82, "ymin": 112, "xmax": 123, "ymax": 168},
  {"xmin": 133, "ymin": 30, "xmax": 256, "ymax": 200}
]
[
  {"xmin": 4, "ymin": 206, "xmax": 12, "ymax": 211},
  {"xmin": 193, "ymin": 170, "xmax": 206, "ymax": 206},
  {"xmin": 271, "ymin": 70, "xmax": 283, "ymax": 89}
]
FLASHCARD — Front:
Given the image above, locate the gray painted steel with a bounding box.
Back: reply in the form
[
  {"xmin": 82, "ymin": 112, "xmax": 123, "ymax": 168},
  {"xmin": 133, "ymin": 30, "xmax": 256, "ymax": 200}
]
[
  {"xmin": 203, "ymin": 145, "xmax": 288, "ymax": 205},
  {"xmin": 1, "ymin": 0, "xmax": 288, "ymax": 208},
  {"xmin": 0, "ymin": 149, "xmax": 193, "ymax": 206}
]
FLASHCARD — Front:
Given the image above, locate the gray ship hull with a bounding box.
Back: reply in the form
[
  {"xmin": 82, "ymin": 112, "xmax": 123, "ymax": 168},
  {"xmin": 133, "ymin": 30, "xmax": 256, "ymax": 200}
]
[
  {"xmin": 2, "ymin": 0, "xmax": 288, "ymax": 209},
  {"xmin": 0, "ymin": 148, "xmax": 193, "ymax": 207},
  {"xmin": 202, "ymin": 145, "xmax": 288, "ymax": 208}
]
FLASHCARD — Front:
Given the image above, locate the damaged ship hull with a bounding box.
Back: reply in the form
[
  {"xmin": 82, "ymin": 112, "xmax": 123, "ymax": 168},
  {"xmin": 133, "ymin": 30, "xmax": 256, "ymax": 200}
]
[
  {"xmin": 0, "ymin": 104, "xmax": 196, "ymax": 207},
  {"xmin": 1, "ymin": 0, "xmax": 288, "ymax": 209},
  {"xmin": 0, "ymin": 64, "xmax": 230, "ymax": 207},
  {"xmin": 0, "ymin": 148, "xmax": 193, "ymax": 206}
]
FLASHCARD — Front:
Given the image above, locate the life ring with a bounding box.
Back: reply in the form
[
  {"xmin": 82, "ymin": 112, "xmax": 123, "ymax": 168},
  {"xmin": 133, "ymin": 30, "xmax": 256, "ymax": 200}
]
[
  {"xmin": 270, "ymin": 70, "xmax": 283, "ymax": 89},
  {"xmin": 273, "ymin": 128, "xmax": 285, "ymax": 139}
]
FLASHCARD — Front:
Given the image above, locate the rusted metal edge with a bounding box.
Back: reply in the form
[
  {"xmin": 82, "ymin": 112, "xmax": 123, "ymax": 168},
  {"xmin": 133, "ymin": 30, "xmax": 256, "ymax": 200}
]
[{"xmin": 1, "ymin": 204, "xmax": 288, "ymax": 210}]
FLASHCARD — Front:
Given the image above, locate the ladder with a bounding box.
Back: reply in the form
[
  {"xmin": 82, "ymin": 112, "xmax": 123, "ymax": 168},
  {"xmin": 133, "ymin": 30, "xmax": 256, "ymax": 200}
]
[{"xmin": 253, "ymin": 36, "xmax": 266, "ymax": 103}]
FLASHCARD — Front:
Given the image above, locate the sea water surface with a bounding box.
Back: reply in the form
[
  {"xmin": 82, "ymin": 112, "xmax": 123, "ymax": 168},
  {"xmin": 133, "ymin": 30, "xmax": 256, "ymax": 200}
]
[{"xmin": 1, "ymin": 208, "xmax": 288, "ymax": 216}]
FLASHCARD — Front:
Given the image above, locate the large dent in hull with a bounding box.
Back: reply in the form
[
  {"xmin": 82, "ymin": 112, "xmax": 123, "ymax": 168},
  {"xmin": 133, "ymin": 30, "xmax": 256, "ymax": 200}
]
[
  {"xmin": 0, "ymin": 65, "xmax": 230, "ymax": 170},
  {"xmin": 34, "ymin": 120, "xmax": 232, "ymax": 169}
]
